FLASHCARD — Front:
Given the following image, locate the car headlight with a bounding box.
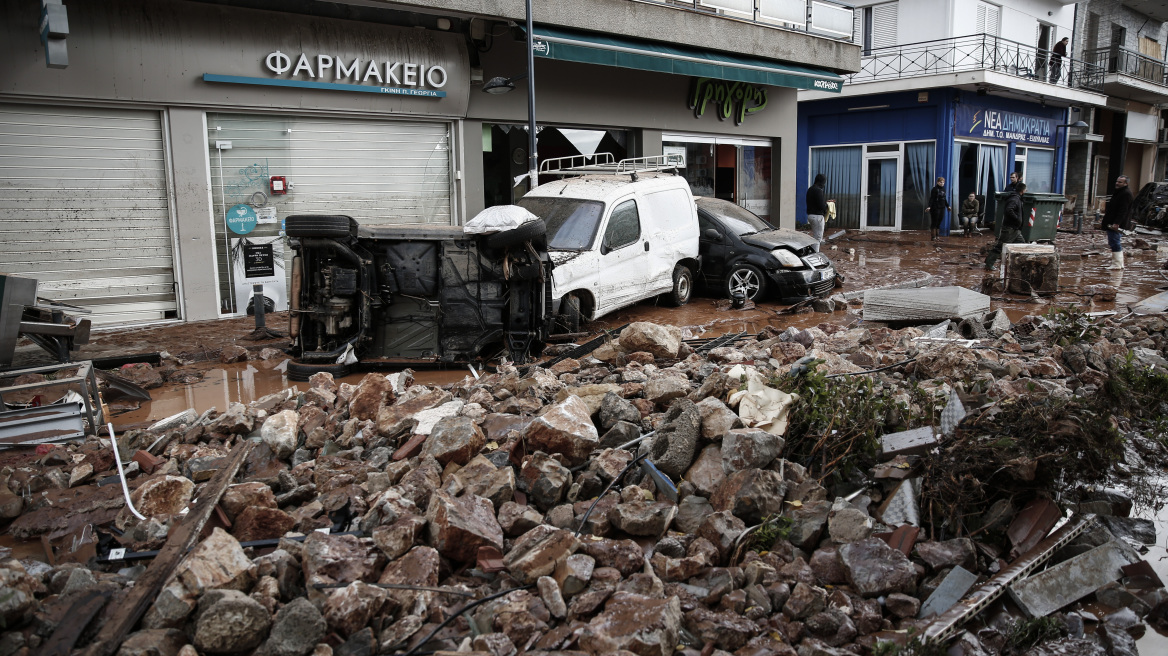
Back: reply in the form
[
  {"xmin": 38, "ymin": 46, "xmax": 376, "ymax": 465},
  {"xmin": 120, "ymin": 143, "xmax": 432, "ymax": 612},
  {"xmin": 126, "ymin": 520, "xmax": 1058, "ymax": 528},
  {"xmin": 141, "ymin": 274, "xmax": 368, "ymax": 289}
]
[{"xmin": 770, "ymin": 249, "xmax": 802, "ymax": 268}]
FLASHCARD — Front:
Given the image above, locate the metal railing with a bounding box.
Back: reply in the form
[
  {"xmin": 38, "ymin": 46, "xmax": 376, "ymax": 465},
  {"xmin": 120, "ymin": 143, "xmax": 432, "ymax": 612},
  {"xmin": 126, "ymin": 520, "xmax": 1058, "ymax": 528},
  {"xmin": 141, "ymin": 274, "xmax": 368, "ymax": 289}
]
[
  {"xmin": 846, "ymin": 33, "xmax": 1105, "ymax": 93},
  {"xmin": 1082, "ymin": 46, "xmax": 1168, "ymax": 87},
  {"xmin": 630, "ymin": 0, "xmax": 855, "ymax": 42}
]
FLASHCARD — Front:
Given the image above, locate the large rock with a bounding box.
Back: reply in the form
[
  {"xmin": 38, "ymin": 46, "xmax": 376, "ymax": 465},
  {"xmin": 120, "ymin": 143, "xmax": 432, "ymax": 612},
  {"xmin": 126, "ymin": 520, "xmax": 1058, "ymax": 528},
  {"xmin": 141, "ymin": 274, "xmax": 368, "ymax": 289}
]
[
  {"xmin": 913, "ymin": 538, "xmax": 976, "ymax": 571},
  {"xmin": 371, "ymin": 515, "xmax": 427, "ymax": 561},
  {"xmin": 260, "ymin": 410, "xmax": 299, "ymax": 460},
  {"xmin": 646, "ymin": 399, "xmax": 700, "ymax": 478},
  {"xmin": 644, "ymin": 377, "xmax": 690, "ymax": 405},
  {"xmin": 524, "ymin": 395, "xmax": 600, "ymax": 466},
  {"xmin": 378, "ymin": 545, "xmax": 440, "ymax": 615},
  {"xmin": 785, "ymin": 499, "xmax": 832, "ymax": 551},
  {"xmin": 619, "ymin": 323, "xmax": 682, "ymax": 359},
  {"xmin": 519, "ymin": 452, "xmax": 572, "ymax": 511},
  {"xmin": 683, "ymin": 445, "xmax": 725, "ymax": 497},
  {"xmin": 674, "ymin": 495, "xmax": 714, "ymax": 534},
  {"xmin": 580, "ymin": 538, "xmax": 646, "ymax": 578},
  {"xmin": 321, "ymin": 581, "xmax": 388, "ymax": 637},
  {"xmin": 721, "ymin": 428, "xmax": 783, "ymax": 473},
  {"xmin": 710, "ymin": 468, "xmax": 786, "ymax": 524},
  {"xmin": 131, "ymin": 475, "xmax": 194, "ymax": 518},
  {"xmin": 169, "ymin": 528, "xmax": 256, "ymax": 598},
  {"xmin": 193, "ymin": 589, "xmax": 272, "ymax": 654},
  {"xmin": 302, "ymin": 532, "xmax": 384, "ymax": 587},
  {"xmin": 683, "ymin": 607, "xmax": 763, "ymax": 651},
  {"xmin": 257, "ymin": 598, "xmax": 326, "ymax": 656},
  {"xmin": 221, "ymin": 482, "xmax": 278, "ymax": 522},
  {"xmin": 598, "ymin": 392, "xmax": 640, "ymax": 432},
  {"xmin": 608, "ymin": 501, "xmax": 676, "ymax": 537},
  {"xmin": 349, "ymin": 374, "xmax": 395, "ymax": 422},
  {"xmin": 503, "ymin": 524, "xmax": 581, "ymax": 583},
  {"xmin": 376, "ymin": 388, "xmax": 452, "ymax": 437},
  {"xmin": 116, "ymin": 629, "xmax": 185, "ymax": 656},
  {"xmin": 0, "ymin": 560, "xmax": 39, "ymax": 628},
  {"xmin": 426, "ymin": 490, "xmax": 504, "ymax": 563},
  {"xmin": 838, "ymin": 537, "xmax": 918, "ymax": 597},
  {"xmin": 420, "ymin": 416, "xmax": 485, "ymax": 466},
  {"xmin": 696, "ymin": 511, "xmax": 746, "ymax": 563},
  {"xmin": 578, "ymin": 592, "xmax": 682, "ymax": 656},
  {"xmin": 232, "ymin": 506, "xmax": 296, "ymax": 542},
  {"xmin": 695, "ymin": 397, "xmax": 741, "ymax": 440}
]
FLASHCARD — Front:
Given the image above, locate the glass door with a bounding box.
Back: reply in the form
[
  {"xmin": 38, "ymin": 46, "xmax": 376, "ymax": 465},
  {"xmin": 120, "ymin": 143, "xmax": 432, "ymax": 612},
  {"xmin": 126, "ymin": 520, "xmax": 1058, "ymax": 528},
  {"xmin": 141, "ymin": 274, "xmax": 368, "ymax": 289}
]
[{"xmin": 861, "ymin": 154, "xmax": 902, "ymax": 230}]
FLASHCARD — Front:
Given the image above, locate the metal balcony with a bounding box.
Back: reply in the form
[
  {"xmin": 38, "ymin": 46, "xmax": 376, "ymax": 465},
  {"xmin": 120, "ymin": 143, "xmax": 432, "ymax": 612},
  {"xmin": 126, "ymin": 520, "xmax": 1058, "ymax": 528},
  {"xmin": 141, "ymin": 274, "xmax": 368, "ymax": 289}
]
[
  {"xmin": 631, "ymin": 0, "xmax": 856, "ymax": 41},
  {"xmin": 1081, "ymin": 46, "xmax": 1168, "ymax": 103},
  {"xmin": 846, "ymin": 34, "xmax": 1104, "ymax": 93}
]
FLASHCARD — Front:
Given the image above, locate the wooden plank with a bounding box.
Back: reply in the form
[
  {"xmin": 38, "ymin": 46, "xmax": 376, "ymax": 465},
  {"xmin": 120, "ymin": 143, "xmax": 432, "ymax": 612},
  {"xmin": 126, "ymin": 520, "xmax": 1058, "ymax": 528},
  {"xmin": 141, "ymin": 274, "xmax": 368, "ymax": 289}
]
[
  {"xmin": 37, "ymin": 588, "xmax": 112, "ymax": 656},
  {"xmin": 75, "ymin": 440, "xmax": 254, "ymax": 656}
]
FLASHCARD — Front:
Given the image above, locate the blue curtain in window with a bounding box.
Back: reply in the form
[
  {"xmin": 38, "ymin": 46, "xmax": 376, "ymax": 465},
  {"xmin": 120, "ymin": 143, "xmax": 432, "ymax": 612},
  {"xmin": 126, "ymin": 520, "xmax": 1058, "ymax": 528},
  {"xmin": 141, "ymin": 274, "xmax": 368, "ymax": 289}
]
[
  {"xmin": 979, "ymin": 144, "xmax": 1007, "ymax": 227},
  {"xmin": 1027, "ymin": 148, "xmax": 1055, "ymax": 193},
  {"xmin": 904, "ymin": 142, "xmax": 934, "ymax": 231},
  {"xmin": 809, "ymin": 146, "xmax": 862, "ymax": 229}
]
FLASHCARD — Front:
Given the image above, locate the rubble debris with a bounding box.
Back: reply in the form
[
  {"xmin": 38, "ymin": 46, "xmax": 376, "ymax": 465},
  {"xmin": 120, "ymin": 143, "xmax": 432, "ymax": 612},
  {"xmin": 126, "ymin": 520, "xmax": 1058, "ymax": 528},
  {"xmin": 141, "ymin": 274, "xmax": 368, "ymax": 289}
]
[
  {"xmin": 1003, "ymin": 243, "xmax": 1060, "ymax": 294},
  {"xmin": 1009, "ymin": 540, "xmax": 1140, "ymax": 617},
  {"xmin": 1, "ymin": 306, "xmax": 1167, "ymax": 656}
]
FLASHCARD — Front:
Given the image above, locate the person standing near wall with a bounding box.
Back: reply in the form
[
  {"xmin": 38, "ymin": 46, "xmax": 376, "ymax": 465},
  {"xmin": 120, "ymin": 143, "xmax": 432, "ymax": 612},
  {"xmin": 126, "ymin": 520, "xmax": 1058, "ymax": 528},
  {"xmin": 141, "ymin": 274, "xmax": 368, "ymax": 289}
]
[
  {"xmin": 1102, "ymin": 175, "xmax": 1133, "ymax": 270},
  {"xmin": 925, "ymin": 177, "xmax": 951, "ymax": 241},
  {"xmin": 985, "ymin": 182, "xmax": 1026, "ymax": 270},
  {"xmin": 1050, "ymin": 37, "xmax": 1068, "ymax": 83},
  {"xmin": 806, "ymin": 173, "xmax": 829, "ymax": 252}
]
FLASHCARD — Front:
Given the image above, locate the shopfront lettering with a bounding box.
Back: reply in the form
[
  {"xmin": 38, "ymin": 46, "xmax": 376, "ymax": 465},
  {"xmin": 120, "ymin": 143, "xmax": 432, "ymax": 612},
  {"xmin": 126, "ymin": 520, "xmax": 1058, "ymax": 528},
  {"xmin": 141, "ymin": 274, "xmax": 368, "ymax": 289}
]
[
  {"xmin": 956, "ymin": 105, "xmax": 1055, "ymax": 145},
  {"xmin": 264, "ymin": 51, "xmax": 448, "ymax": 89},
  {"xmin": 689, "ymin": 78, "xmax": 768, "ymax": 126}
]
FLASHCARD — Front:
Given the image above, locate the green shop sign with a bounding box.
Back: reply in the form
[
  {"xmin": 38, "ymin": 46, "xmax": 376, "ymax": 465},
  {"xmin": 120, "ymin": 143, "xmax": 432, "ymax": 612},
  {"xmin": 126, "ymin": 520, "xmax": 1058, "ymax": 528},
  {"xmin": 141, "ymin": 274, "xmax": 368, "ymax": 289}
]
[{"xmin": 689, "ymin": 78, "xmax": 768, "ymax": 125}]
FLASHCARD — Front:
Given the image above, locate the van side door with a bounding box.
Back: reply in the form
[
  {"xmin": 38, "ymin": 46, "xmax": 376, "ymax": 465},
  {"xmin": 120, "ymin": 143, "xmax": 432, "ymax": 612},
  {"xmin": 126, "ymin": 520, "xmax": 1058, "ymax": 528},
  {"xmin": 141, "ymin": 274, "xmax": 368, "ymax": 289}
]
[
  {"xmin": 640, "ymin": 187, "xmax": 700, "ymax": 295},
  {"xmin": 594, "ymin": 196, "xmax": 648, "ymax": 314}
]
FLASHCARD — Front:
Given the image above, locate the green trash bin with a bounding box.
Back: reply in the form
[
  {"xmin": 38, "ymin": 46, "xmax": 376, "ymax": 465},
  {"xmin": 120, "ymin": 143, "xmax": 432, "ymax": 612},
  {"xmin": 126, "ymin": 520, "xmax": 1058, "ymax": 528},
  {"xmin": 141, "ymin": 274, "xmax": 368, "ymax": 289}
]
[{"xmin": 993, "ymin": 192, "xmax": 1067, "ymax": 242}]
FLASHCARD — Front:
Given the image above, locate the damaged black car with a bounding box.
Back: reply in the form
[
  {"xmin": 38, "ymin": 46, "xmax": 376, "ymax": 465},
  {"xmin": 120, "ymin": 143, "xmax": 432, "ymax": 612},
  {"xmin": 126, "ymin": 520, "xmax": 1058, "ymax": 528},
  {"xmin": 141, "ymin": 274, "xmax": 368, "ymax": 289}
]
[{"xmin": 285, "ymin": 215, "xmax": 552, "ymax": 380}]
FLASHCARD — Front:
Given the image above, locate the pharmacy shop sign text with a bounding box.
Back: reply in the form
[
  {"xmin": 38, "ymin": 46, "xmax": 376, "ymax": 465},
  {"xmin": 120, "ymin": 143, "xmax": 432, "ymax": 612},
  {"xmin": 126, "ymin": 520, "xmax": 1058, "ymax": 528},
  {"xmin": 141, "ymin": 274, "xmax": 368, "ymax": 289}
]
[{"xmin": 956, "ymin": 105, "xmax": 1055, "ymax": 145}]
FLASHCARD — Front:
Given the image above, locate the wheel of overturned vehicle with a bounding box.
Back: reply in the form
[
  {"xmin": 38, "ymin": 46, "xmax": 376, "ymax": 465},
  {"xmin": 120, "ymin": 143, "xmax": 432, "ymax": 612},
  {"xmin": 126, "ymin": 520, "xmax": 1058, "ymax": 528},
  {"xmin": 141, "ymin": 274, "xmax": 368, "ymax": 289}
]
[
  {"xmin": 665, "ymin": 266, "xmax": 693, "ymax": 307},
  {"xmin": 284, "ymin": 215, "xmax": 352, "ymax": 238},
  {"xmin": 556, "ymin": 294, "xmax": 582, "ymax": 334},
  {"xmin": 725, "ymin": 264, "xmax": 766, "ymax": 301},
  {"xmin": 484, "ymin": 219, "xmax": 547, "ymax": 250},
  {"xmin": 286, "ymin": 360, "xmax": 351, "ymax": 382}
]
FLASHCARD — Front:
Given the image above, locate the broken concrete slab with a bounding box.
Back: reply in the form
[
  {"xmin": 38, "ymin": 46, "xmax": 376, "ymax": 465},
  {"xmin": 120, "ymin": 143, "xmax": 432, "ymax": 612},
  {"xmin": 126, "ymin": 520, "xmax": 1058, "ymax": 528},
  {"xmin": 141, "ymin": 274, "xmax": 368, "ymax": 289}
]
[
  {"xmin": 918, "ymin": 565, "xmax": 978, "ymax": 619},
  {"xmin": 1008, "ymin": 541, "xmax": 1139, "ymax": 618},
  {"xmin": 880, "ymin": 428, "xmax": 937, "ymax": 458},
  {"xmin": 862, "ymin": 287, "xmax": 990, "ymax": 323}
]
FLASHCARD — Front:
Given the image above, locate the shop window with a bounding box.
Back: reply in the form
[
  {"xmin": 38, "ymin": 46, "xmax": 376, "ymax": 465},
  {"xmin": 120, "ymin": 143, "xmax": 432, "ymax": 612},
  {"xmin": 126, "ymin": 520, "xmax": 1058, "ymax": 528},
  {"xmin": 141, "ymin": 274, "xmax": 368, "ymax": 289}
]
[
  {"xmin": 809, "ymin": 146, "xmax": 862, "ymax": 229},
  {"xmin": 665, "ymin": 138, "xmax": 773, "ymax": 221},
  {"xmin": 1026, "ymin": 148, "xmax": 1055, "ymax": 193},
  {"xmin": 482, "ymin": 125, "xmax": 629, "ymax": 207}
]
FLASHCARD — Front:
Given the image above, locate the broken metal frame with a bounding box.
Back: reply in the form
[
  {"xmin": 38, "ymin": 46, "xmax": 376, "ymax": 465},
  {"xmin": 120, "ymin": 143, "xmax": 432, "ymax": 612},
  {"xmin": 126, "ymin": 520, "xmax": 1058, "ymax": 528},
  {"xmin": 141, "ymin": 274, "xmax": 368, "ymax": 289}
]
[
  {"xmin": 920, "ymin": 513, "xmax": 1096, "ymax": 646},
  {"xmin": 0, "ymin": 361, "xmax": 104, "ymax": 447},
  {"xmin": 522, "ymin": 323, "xmax": 629, "ymax": 374}
]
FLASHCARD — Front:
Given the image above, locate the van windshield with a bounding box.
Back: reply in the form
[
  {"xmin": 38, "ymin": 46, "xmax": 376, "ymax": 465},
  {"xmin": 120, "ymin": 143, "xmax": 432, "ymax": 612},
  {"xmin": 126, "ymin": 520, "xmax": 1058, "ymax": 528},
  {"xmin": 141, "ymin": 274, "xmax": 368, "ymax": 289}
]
[{"xmin": 517, "ymin": 197, "xmax": 605, "ymax": 251}]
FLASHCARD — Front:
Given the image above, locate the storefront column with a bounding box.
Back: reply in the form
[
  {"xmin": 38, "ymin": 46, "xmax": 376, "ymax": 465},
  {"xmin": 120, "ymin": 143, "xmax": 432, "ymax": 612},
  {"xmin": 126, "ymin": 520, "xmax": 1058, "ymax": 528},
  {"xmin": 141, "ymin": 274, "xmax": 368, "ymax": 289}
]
[
  {"xmin": 167, "ymin": 108, "xmax": 220, "ymax": 322},
  {"xmin": 463, "ymin": 120, "xmax": 486, "ymax": 221},
  {"xmin": 641, "ymin": 130, "xmax": 662, "ymax": 160},
  {"xmin": 775, "ymin": 88, "xmax": 797, "ymax": 230}
]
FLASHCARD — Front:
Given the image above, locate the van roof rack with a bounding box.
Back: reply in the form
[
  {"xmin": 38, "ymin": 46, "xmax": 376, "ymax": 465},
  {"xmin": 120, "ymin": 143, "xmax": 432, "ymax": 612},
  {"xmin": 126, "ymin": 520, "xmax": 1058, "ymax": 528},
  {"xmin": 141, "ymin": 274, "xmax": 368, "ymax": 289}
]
[{"xmin": 539, "ymin": 153, "xmax": 683, "ymax": 177}]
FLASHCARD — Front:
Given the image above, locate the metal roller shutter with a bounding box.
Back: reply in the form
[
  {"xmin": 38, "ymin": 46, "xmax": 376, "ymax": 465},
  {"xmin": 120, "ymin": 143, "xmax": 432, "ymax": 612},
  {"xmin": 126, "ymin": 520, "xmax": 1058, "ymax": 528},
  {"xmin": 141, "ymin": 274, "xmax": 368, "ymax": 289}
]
[
  {"xmin": 207, "ymin": 113, "xmax": 452, "ymax": 313},
  {"xmin": 0, "ymin": 104, "xmax": 176, "ymax": 325}
]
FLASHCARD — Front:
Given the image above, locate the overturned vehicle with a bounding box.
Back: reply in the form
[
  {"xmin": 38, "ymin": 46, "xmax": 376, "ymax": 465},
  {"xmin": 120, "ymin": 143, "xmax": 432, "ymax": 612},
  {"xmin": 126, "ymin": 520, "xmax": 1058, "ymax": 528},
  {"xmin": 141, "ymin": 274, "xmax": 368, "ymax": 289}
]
[
  {"xmin": 285, "ymin": 214, "xmax": 552, "ymax": 380},
  {"xmin": 1131, "ymin": 180, "xmax": 1168, "ymax": 230}
]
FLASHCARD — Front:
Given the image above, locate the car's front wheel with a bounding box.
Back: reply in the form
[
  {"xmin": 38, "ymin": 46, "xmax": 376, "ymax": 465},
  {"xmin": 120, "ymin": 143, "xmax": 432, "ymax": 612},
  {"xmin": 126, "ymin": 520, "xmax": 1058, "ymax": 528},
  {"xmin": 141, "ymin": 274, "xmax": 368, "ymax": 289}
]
[{"xmin": 725, "ymin": 263, "xmax": 766, "ymax": 301}]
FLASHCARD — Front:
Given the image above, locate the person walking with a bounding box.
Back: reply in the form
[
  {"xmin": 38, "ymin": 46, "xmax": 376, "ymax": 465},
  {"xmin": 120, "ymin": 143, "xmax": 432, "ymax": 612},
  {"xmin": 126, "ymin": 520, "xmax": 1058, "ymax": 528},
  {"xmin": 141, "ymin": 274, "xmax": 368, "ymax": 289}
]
[
  {"xmin": 1102, "ymin": 175, "xmax": 1133, "ymax": 269},
  {"xmin": 925, "ymin": 176, "xmax": 951, "ymax": 241},
  {"xmin": 985, "ymin": 182, "xmax": 1027, "ymax": 270},
  {"xmin": 806, "ymin": 173, "xmax": 829, "ymax": 252},
  {"xmin": 1050, "ymin": 37, "xmax": 1068, "ymax": 83},
  {"xmin": 960, "ymin": 192, "xmax": 979, "ymax": 237}
]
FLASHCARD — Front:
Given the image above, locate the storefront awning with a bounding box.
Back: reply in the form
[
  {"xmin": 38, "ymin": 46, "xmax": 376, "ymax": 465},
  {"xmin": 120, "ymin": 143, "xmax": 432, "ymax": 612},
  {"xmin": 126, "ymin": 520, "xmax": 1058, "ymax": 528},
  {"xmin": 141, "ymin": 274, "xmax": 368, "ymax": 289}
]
[{"xmin": 529, "ymin": 26, "xmax": 844, "ymax": 93}]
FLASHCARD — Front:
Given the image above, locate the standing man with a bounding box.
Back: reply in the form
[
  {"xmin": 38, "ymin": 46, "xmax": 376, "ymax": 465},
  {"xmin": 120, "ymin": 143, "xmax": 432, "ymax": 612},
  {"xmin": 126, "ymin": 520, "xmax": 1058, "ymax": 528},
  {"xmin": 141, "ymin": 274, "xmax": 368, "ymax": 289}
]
[
  {"xmin": 806, "ymin": 173, "xmax": 828, "ymax": 252},
  {"xmin": 985, "ymin": 182, "xmax": 1027, "ymax": 270},
  {"xmin": 925, "ymin": 177, "xmax": 951, "ymax": 241},
  {"xmin": 1050, "ymin": 37, "xmax": 1069, "ymax": 83},
  {"xmin": 1005, "ymin": 171, "xmax": 1020, "ymax": 192},
  {"xmin": 1102, "ymin": 175, "xmax": 1133, "ymax": 269}
]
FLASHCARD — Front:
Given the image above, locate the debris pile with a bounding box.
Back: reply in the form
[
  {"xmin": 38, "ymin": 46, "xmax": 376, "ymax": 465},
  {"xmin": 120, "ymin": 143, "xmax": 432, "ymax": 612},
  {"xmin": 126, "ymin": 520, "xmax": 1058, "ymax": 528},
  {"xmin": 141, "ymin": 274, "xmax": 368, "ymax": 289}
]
[{"xmin": 2, "ymin": 313, "xmax": 1168, "ymax": 656}]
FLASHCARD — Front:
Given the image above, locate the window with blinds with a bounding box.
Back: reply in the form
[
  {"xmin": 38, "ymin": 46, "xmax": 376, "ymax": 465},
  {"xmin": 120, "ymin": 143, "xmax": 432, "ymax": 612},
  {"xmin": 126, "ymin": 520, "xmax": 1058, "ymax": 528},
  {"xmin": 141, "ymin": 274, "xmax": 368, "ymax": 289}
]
[
  {"xmin": 869, "ymin": 2, "xmax": 898, "ymax": 51},
  {"xmin": 976, "ymin": 1, "xmax": 1001, "ymax": 37}
]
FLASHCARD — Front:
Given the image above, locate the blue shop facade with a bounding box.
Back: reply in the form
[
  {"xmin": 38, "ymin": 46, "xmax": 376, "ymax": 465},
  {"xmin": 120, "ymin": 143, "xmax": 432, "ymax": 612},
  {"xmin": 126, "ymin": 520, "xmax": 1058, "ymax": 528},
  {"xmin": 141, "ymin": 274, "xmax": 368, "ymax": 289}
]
[{"xmin": 796, "ymin": 89, "xmax": 1070, "ymax": 234}]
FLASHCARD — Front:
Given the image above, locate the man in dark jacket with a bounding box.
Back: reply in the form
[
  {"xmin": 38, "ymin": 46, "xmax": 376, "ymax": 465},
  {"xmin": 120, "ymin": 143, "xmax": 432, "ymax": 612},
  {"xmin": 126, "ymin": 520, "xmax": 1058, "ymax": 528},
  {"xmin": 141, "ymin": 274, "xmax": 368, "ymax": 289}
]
[
  {"xmin": 984, "ymin": 182, "xmax": 1027, "ymax": 270},
  {"xmin": 806, "ymin": 173, "xmax": 828, "ymax": 252},
  {"xmin": 1102, "ymin": 175, "xmax": 1133, "ymax": 269},
  {"xmin": 1050, "ymin": 37, "xmax": 1068, "ymax": 82}
]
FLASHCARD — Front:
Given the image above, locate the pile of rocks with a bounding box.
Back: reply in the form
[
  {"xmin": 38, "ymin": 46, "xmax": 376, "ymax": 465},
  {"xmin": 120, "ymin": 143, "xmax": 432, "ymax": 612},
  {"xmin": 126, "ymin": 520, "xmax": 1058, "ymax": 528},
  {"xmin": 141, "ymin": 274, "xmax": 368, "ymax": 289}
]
[{"xmin": 2, "ymin": 315, "xmax": 1167, "ymax": 656}]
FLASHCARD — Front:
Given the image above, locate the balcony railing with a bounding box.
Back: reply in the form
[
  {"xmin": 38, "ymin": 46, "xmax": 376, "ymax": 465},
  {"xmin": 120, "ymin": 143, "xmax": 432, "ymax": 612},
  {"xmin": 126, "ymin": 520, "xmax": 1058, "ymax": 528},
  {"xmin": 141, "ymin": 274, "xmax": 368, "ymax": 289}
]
[
  {"xmin": 1082, "ymin": 46, "xmax": 1168, "ymax": 87},
  {"xmin": 845, "ymin": 34, "xmax": 1105, "ymax": 93},
  {"xmin": 630, "ymin": 0, "xmax": 855, "ymax": 41}
]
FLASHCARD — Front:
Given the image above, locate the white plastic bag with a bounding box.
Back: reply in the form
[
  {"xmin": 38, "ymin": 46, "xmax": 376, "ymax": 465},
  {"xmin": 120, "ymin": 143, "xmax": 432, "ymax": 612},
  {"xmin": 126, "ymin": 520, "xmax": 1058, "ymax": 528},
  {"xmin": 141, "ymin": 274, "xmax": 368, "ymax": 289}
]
[{"xmin": 463, "ymin": 205, "xmax": 539, "ymax": 235}]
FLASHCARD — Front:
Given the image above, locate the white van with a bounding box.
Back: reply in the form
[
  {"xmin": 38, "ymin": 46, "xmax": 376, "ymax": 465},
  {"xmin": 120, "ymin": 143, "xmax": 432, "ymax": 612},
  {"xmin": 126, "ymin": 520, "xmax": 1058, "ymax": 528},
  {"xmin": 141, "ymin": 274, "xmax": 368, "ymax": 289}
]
[{"xmin": 517, "ymin": 156, "xmax": 700, "ymax": 331}]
